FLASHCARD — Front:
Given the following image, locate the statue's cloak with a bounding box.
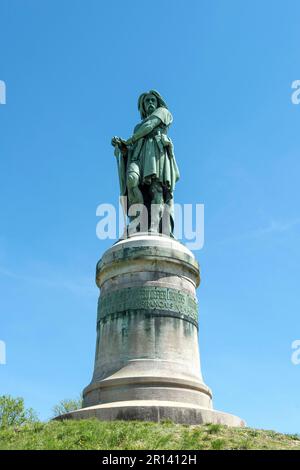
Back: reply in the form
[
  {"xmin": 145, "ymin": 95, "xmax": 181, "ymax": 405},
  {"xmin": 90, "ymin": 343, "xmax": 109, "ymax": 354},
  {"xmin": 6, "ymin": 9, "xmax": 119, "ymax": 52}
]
[{"xmin": 115, "ymin": 107, "xmax": 180, "ymax": 200}]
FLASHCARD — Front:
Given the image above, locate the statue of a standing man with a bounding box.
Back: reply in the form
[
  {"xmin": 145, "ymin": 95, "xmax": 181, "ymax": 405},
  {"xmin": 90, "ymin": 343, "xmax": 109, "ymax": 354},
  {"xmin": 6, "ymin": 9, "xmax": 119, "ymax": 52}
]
[{"xmin": 112, "ymin": 90, "xmax": 180, "ymax": 236}]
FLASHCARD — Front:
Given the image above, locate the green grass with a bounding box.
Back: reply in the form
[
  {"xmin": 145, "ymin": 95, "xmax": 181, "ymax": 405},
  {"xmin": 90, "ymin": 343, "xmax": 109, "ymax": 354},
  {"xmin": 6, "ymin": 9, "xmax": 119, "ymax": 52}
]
[{"xmin": 0, "ymin": 420, "xmax": 299, "ymax": 450}]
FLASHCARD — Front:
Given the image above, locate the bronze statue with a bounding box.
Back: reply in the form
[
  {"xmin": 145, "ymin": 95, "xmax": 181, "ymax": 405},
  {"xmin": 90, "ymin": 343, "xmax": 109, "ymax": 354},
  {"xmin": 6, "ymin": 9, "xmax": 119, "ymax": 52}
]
[{"xmin": 112, "ymin": 90, "xmax": 180, "ymax": 236}]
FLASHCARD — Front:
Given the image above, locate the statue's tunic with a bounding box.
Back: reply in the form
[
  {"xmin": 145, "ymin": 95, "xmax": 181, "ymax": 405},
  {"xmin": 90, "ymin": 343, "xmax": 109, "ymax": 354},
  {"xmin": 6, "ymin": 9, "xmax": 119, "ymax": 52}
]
[{"xmin": 129, "ymin": 107, "xmax": 180, "ymax": 195}]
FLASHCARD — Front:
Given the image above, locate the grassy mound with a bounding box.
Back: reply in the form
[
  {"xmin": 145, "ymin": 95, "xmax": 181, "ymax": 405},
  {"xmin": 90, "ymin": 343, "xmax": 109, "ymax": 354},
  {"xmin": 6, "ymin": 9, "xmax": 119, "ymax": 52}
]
[{"xmin": 0, "ymin": 420, "xmax": 299, "ymax": 450}]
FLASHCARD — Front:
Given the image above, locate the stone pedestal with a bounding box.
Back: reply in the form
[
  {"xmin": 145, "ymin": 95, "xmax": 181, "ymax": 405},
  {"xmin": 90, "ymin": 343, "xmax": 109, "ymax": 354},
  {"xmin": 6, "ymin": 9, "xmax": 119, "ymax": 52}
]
[{"xmin": 58, "ymin": 234, "xmax": 244, "ymax": 427}]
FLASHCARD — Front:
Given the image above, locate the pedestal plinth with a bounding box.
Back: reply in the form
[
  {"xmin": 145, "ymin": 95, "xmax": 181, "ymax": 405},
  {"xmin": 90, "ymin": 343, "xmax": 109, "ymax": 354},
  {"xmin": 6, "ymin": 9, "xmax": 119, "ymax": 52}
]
[{"xmin": 58, "ymin": 234, "xmax": 244, "ymax": 426}]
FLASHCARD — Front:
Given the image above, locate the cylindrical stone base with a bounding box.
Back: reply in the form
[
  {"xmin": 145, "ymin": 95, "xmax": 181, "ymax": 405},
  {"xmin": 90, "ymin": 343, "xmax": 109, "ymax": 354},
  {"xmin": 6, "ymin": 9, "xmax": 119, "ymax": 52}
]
[{"xmin": 58, "ymin": 233, "xmax": 244, "ymax": 426}]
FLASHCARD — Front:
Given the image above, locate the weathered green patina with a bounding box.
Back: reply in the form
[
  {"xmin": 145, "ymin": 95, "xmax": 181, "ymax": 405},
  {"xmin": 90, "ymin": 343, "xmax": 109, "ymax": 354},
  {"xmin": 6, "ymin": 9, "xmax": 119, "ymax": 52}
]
[
  {"xmin": 112, "ymin": 90, "xmax": 180, "ymax": 236},
  {"xmin": 97, "ymin": 286, "xmax": 198, "ymax": 326}
]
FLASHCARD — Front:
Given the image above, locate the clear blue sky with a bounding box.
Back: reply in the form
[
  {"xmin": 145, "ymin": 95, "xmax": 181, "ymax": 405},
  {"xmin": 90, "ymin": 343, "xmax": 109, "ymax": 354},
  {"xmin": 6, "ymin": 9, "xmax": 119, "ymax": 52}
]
[{"xmin": 0, "ymin": 0, "xmax": 299, "ymax": 433}]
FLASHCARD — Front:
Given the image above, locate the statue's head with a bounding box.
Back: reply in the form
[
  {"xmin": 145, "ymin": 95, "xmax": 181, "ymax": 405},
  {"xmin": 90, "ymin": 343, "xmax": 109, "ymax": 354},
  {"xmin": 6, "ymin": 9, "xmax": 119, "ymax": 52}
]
[{"xmin": 138, "ymin": 90, "xmax": 168, "ymax": 119}]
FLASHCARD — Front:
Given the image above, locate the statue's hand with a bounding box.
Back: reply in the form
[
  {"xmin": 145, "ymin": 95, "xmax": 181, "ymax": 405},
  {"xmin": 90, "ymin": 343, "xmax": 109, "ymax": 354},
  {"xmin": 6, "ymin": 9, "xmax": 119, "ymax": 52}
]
[
  {"xmin": 111, "ymin": 136, "xmax": 121, "ymax": 147},
  {"xmin": 112, "ymin": 136, "xmax": 129, "ymax": 148},
  {"xmin": 112, "ymin": 136, "xmax": 128, "ymax": 157}
]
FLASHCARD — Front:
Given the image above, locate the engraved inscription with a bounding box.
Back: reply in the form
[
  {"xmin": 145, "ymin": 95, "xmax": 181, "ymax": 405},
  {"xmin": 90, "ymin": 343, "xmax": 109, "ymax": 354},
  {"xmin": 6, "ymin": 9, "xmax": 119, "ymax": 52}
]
[{"xmin": 98, "ymin": 286, "xmax": 198, "ymax": 323}]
